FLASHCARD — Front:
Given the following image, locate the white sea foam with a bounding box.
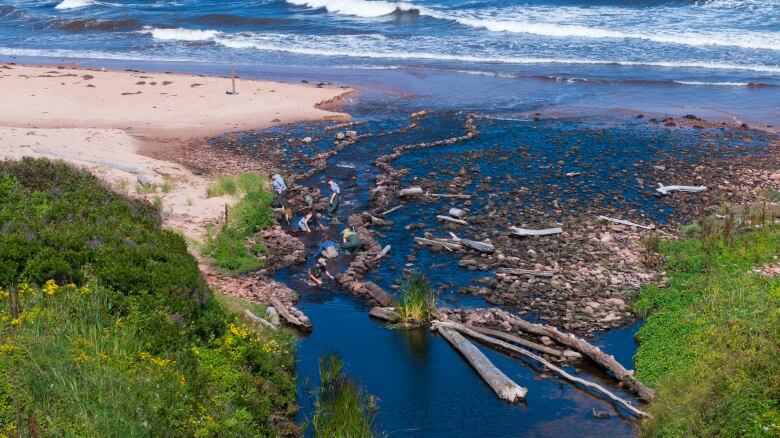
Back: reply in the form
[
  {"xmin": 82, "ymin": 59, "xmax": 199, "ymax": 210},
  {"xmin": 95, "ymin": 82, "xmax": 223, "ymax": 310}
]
[
  {"xmin": 285, "ymin": 0, "xmax": 419, "ymax": 18},
  {"xmin": 673, "ymin": 81, "xmax": 752, "ymax": 87},
  {"xmin": 54, "ymin": 0, "xmax": 96, "ymax": 10},
  {"xmin": 143, "ymin": 27, "xmax": 221, "ymax": 41}
]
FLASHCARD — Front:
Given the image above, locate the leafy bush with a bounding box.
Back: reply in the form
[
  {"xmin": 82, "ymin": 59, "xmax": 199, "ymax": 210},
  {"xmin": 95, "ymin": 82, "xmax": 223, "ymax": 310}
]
[
  {"xmin": 0, "ymin": 158, "xmax": 296, "ymax": 436},
  {"xmin": 634, "ymin": 225, "xmax": 780, "ymax": 437}
]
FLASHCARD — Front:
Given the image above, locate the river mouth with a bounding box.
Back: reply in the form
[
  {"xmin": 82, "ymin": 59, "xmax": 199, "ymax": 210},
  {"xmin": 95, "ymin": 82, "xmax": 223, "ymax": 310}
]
[{"xmin": 211, "ymin": 94, "xmax": 774, "ymax": 436}]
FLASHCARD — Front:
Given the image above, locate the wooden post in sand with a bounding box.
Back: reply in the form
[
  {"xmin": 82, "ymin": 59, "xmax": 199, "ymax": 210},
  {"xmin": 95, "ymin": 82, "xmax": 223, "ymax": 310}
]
[{"xmin": 231, "ymin": 65, "xmax": 236, "ymax": 94}]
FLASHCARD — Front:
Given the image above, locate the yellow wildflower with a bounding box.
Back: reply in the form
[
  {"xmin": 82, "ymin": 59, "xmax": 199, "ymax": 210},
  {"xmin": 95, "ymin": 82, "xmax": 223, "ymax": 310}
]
[
  {"xmin": 178, "ymin": 374, "xmax": 186, "ymax": 388},
  {"xmin": 262, "ymin": 339, "xmax": 281, "ymax": 355},
  {"xmin": 18, "ymin": 283, "xmax": 33, "ymax": 295},
  {"xmin": 138, "ymin": 351, "xmax": 151, "ymax": 360},
  {"xmin": 10, "ymin": 318, "xmax": 21, "ymax": 327},
  {"xmin": 0, "ymin": 289, "xmax": 8, "ymax": 299},
  {"xmin": 228, "ymin": 323, "xmax": 249, "ymax": 339},
  {"xmin": 0, "ymin": 343, "xmax": 19, "ymax": 354},
  {"xmin": 79, "ymin": 286, "xmax": 90, "ymax": 295},
  {"xmin": 74, "ymin": 351, "xmax": 90, "ymax": 363},
  {"xmin": 150, "ymin": 357, "xmax": 172, "ymax": 367},
  {"xmin": 43, "ymin": 279, "xmax": 58, "ymax": 296}
]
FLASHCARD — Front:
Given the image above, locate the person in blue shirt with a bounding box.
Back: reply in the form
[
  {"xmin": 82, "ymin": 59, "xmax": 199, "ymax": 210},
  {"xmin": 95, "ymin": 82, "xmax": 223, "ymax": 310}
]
[
  {"xmin": 317, "ymin": 239, "xmax": 339, "ymax": 259},
  {"xmin": 270, "ymin": 173, "xmax": 287, "ymax": 208}
]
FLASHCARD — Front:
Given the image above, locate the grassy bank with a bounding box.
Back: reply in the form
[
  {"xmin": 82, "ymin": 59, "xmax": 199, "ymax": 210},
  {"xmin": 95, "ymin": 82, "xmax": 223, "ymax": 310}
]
[
  {"xmin": 0, "ymin": 158, "xmax": 296, "ymax": 436},
  {"xmin": 634, "ymin": 221, "xmax": 780, "ymax": 437},
  {"xmin": 204, "ymin": 173, "xmax": 275, "ymax": 274}
]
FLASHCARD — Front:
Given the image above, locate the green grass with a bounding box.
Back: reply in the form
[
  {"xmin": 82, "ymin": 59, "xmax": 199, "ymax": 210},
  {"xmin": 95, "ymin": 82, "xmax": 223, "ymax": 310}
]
[
  {"xmin": 206, "ymin": 173, "xmax": 267, "ymax": 198},
  {"xmin": 392, "ymin": 274, "xmax": 437, "ymax": 328},
  {"xmin": 309, "ymin": 353, "xmax": 375, "ymax": 438},
  {"xmin": 0, "ymin": 158, "xmax": 297, "ymax": 436},
  {"xmin": 203, "ymin": 173, "xmax": 275, "ymax": 274},
  {"xmin": 634, "ymin": 222, "xmax": 780, "ymax": 437}
]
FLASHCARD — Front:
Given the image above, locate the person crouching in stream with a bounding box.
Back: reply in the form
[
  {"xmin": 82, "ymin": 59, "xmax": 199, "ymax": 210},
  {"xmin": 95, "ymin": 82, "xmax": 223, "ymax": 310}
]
[
  {"xmin": 293, "ymin": 212, "xmax": 313, "ymax": 233},
  {"xmin": 341, "ymin": 228, "xmax": 364, "ymax": 254},
  {"xmin": 308, "ymin": 258, "xmax": 334, "ymax": 286}
]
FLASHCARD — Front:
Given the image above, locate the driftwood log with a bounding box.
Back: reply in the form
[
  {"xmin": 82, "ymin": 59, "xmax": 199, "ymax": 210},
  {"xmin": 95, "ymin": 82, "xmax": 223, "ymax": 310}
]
[
  {"xmin": 369, "ymin": 306, "xmax": 397, "ymax": 322},
  {"xmin": 375, "ymin": 245, "xmax": 392, "ymax": 260},
  {"xmin": 437, "ymin": 215, "xmax": 469, "ymax": 226},
  {"xmin": 468, "ymin": 325, "xmax": 565, "ymax": 358},
  {"xmin": 243, "ymin": 309, "xmax": 278, "ymax": 330},
  {"xmin": 399, "ymin": 187, "xmax": 424, "ymax": 197},
  {"xmin": 509, "ymin": 226, "xmax": 563, "ymax": 237},
  {"xmin": 379, "ymin": 205, "xmax": 403, "ymax": 216},
  {"xmin": 414, "ymin": 237, "xmax": 462, "ymax": 251},
  {"xmin": 270, "ymin": 298, "xmax": 312, "ymax": 331},
  {"xmin": 656, "ymin": 184, "xmax": 707, "ymax": 195},
  {"xmin": 438, "ymin": 321, "xmax": 651, "ymax": 418},
  {"xmin": 496, "ymin": 309, "xmax": 656, "ymax": 401},
  {"xmin": 448, "ymin": 232, "xmax": 494, "ymax": 253},
  {"xmin": 429, "ymin": 193, "xmax": 471, "ymax": 199},
  {"xmin": 496, "ymin": 267, "xmax": 554, "ymax": 277},
  {"xmin": 598, "ymin": 215, "xmax": 653, "ymax": 230},
  {"xmin": 434, "ymin": 323, "xmax": 527, "ymax": 402}
]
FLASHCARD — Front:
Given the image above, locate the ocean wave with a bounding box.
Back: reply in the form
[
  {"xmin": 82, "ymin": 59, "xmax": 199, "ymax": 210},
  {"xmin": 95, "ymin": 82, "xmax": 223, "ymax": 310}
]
[
  {"xmin": 673, "ymin": 80, "xmax": 776, "ymax": 87},
  {"xmin": 440, "ymin": 13, "xmax": 780, "ymax": 51},
  {"xmin": 143, "ymin": 27, "xmax": 221, "ymax": 41},
  {"xmin": 54, "ymin": 0, "xmax": 96, "ymax": 10},
  {"xmin": 285, "ymin": 0, "xmax": 420, "ymax": 18},
  {"xmin": 50, "ymin": 18, "xmax": 140, "ymax": 33}
]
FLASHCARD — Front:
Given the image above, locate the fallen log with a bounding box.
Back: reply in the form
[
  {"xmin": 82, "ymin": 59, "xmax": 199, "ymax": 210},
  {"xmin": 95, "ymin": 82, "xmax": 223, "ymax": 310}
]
[
  {"xmin": 438, "ymin": 321, "xmax": 651, "ymax": 418},
  {"xmin": 379, "ymin": 205, "xmax": 403, "ymax": 217},
  {"xmin": 468, "ymin": 325, "xmax": 564, "ymax": 358},
  {"xmin": 598, "ymin": 215, "xmax": 653, "ymax": 230},
  {"xmin": 449, "ymin": 232, "xmax": 494, "ymax": 253},
  {"xmin": 270, "ymin": 298, "xmax": 312, "ymax": 331},
  {"xmin": 243, "ymin": 309, "xmax": 277, "ymax": 330},
  {"xmin": 437, "ymin": 215, "xmax": 469, "ymax": 226},
  {"xmin": 414, "ymin": 237, "xmax": 462, "ymax": 251},
  {"xmin": 509, "ymin": 226, "xmax": 563, "ymax": 237},
  {"xmin": 495, "ymin": 309, "xmax": 656, "ymax": 401},
  {"xmin": 399, "ymin": 187, "xmax": 424, "ymax": 197},
  {"xmin": 656, "ymin": 183, "xmax": 707, "ymax": 195},
  {"xmin": 369, "ymin": 306, "xmax": 397, "ymax": 322},
  {"xmin": 496, "ymin": 267, "xmax": 554, "ymax": 277},
  {"xmin": 434, "ymin": 323, "xmax": 527, "ymax": 402},
  {"xmin": 375, "ymin": 245, "xmax": 391, "ymax": 260},
  {"xmin": 429, "ymin": 193, "xmax": 471, "ymax": 199}
]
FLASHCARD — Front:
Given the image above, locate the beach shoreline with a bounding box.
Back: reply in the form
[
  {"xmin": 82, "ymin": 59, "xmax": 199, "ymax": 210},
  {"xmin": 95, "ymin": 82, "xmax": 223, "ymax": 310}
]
[{"xmin": 0, "ymin": 61, "xmax": 355, "ymax": 241}]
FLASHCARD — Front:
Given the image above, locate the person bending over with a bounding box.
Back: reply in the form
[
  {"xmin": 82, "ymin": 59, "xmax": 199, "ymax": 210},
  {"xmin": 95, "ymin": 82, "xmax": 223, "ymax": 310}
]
[{"xmin": 308, "ymin": 258, "xmax": 334, "ymax": 286}]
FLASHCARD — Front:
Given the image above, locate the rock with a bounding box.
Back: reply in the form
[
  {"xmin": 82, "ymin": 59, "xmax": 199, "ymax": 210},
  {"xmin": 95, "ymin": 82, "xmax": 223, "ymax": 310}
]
[
  {"xmin": 136, "ymin": 174, "xmax": 151, "ymax": 186},
  {"xmin": 335, "ymin": 132, "xmax": 346, "ymax": 140},
  {"xmin": 266, "ymin": 307, "xmax": 280, "ymax": 326},
  {"xmin": 302, "ymin": 136, "xmax": 312, "ymax": 143},
  {"xmin": 540, "ymin": 336, "xmax": 554, "ymax": 346}
]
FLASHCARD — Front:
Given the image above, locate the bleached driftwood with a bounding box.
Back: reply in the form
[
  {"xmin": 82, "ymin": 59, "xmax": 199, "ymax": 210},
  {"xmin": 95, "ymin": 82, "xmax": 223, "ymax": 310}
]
[
  {"xmin": 434, "ymin": 323, "xmax": 527, "ymax": 402},
  {"xmin": 509, "ymin": 226, "xmax": 562, "ymax": 237},
  {"xmin": 437, "ymin": 215, "xmax": 469, "ymax": 226},
  {"xmin": 399, "ymin": 187, "xmax": 424, "ymax": 197},
  {"xmin": 270, "ymin": 298, "xmax": 312, "ymax": 331},
  {"xmin": 496, "ymin": 309, "xmax": 656, "ymax": 401},
  {"xmin": 565, "ymin": 172, "xmax": 582, "ymax": 177},
  {"xmin": 656, "ymin": 183, "xmax": 707, "ymax": 195},
  {"xmin": 369, "ymin": 306, "xmax": 397, "ymax": 322},
  {"xmin": 243, "ymin": 309, "xmax": 277, "ymax": 330},
  {"xmin": 429, "ymin": 193, "xmax": 471, "ymax": 199},
  {"xmin": 448, "ymin": 208, "xmax": 466, "ymax": 218},
  {"xmin": 414, "ymin": 237, "xmax": 462, "ymax": 251},
  {"xmin": 375, "ymin": 245, "xmax": 391, "ymax": 260},
  {"xmin": 439, "ymin": 321, "xmax": 650, "ymax": 418},
  {"xmin": 598, "ymin": 215, "xmax": 653, "ymax": 230},
  {"xmin": 496, "ymin": 268, "xmax": 554, "ymax": 277},
  {"xmin": 467, "ymin": 325, "xmax": 564, "ymax": 357},
  {"xmin": 448, "ymin": 232, "xmax": 494, "ymax": 253},
  {"xmin": 379, "ymin": 205, "xmax": 403, "ymax": 216}
]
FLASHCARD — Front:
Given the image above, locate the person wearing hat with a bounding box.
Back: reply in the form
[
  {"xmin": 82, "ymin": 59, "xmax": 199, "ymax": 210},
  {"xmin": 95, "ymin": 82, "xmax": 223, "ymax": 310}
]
[
  {"xmin": 341, "ymin": 228, "xmax": 364, "ymax": 253},
  {"xmin": 308, "ymin": 258, "xmax": 334, "ymax": 286}
]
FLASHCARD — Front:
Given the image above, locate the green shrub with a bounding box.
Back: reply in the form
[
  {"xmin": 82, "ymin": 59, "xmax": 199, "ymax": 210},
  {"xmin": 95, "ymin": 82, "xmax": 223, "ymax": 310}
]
[
  {"xmin": 0, "ymin": 158, "xmax": 296, "ymax": 436},
  {"xmin": 634, "ymin": 225, "xmax": 780, "ymax": 437}
]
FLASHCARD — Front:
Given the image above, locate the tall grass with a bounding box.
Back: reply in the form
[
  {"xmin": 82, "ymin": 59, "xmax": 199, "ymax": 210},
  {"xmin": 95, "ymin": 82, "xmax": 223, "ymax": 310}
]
[
  {"xmin": 634, "ymin": 222, "xmax": 780, "ymax": 437},
  {"xmin": 393, "ymin": 274, "xmax": 437, "ymax": 328},
  {"xmin": 310, "ymin": 353, "xmax": 375, "ymax": 438},
  {"xmin": 204, "ymin": 173, "xmax": 275, "ymax": 273}
]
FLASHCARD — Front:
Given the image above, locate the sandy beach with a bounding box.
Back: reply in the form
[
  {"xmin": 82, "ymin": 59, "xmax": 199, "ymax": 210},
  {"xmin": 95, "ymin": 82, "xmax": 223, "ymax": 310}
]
[{"xmin": 0, "ymin": 62, "xmax": 353, "ymax": 239}]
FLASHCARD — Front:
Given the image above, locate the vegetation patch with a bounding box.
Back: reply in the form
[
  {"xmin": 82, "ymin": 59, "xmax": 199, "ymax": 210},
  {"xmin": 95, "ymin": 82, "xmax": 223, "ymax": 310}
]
[
  {"xmin": 392, "ymin": 274, "xmax": 437, "ymax": 328},
  {"xmin": 0, "ymin": 158, "xmax": 296, "ymax": 436},
  {"xmin": 308, "ymin": 353, "xmax": 375, "ymax": 438},
  {"xmin": 204, "ymin": 172, "xmax": 275, "ymax": 274},
  {"xmin": 634, "ymin": 219, "xmax": 780, "ymax": 437}
]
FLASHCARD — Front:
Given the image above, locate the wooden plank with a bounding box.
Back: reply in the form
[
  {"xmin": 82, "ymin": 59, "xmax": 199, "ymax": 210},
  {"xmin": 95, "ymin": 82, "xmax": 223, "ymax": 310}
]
[
  {"xmin": 598, "ymin": 215, "xmax": 653, "ymax": 230},
  {"xmin": 509, "ymin": 226, "xmax": 562, "ymax": 236},
  {"xmin": 434, "ymin": 323, "xmax": 527, "ymax": 402}
]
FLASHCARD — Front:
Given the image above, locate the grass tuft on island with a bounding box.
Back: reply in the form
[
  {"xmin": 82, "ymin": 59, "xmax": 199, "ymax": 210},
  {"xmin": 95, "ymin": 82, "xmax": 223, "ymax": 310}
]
[
  {"xmin": 0, "ymin": 158, "xmax": 296, "ymax": 436},
  {"xmin": 204, "ymin": 172, "xmax": 275, "ymax": 274},
  {"xmin": 634, "ymin": 217, "xmax": 780, "ymax": 437},
  {"xmin": 392, "ymin": 273, "xmax": 438, "ymax": 328}
]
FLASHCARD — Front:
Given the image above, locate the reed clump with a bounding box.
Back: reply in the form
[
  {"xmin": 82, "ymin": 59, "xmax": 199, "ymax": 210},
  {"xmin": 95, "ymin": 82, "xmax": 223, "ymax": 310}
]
[
  {"xmin": 310, "ymin": 353, "xmax": 375, "ymax": 438},
  {"xmin": 392, "ymin": 274, "xmax": 437, "ymax": 328}
]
